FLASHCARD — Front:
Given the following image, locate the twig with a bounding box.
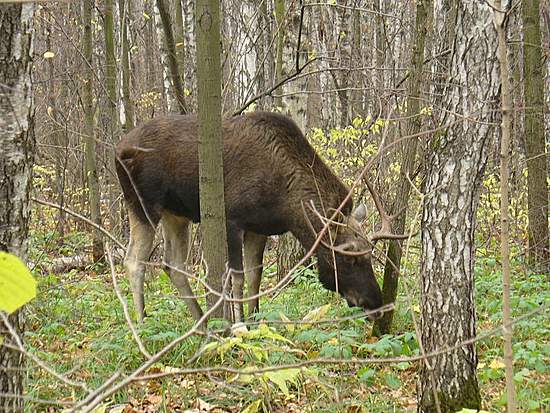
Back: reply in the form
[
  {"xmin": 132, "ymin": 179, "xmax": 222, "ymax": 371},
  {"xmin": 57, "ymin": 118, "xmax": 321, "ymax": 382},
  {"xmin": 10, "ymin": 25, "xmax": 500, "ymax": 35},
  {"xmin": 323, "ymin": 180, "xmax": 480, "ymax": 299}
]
[{"xmin": 32, "ymin": 198, "xmax": 125, "ymax": 251}]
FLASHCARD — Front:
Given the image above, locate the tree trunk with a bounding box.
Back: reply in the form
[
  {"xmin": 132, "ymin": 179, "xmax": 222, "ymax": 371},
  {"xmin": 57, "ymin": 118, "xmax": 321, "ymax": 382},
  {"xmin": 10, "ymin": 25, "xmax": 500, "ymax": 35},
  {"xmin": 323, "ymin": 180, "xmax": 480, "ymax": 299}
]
[
  {"xmin": 0, "ymin": 4, "xmax": 35, "ymax": 412},
  {"xmin": 46, "ymin": 19, "xmax": 67, "ymax": 236},
  {"xmin": 196, "ymin": 0, "xmax": 228, "ymax": 319},
  {"xmin": 119, "ymin": 0, "xmax": 134, "ymax": 131},
  {"xmin": 374, "ymin": 0, "xmax": 431, "ymax": 336},
  {"xmin": 82, "ymin": 0, "xmax": 104, "ymax": 262},
  {"xmin": 157, "ymin": 0, "xmax": 188, "ymax": 113},
  {"xmin": 494, "ymin": 2, "xmax": 517, "ymax": 410},
  {"xmin": 174, "ymin": 0, "xmax": 186, "ymax": 94},
  {"xmin": 521, "ymin": 0, "xmax": 549, "ymax": 271},
  {"xmin": 276, "ymin": 233, "xmax": 305, "ymax": 281},
  {"xmin": 418, "ymin": 2, "xmax": 499, "ymax": 411},
  {"xmin": 103, "ymin": 0, "xmax": 121, "ymax": 232},
  {"xmin": 273, "ymin": 0, "xmax": 285, "ymax": 109}
]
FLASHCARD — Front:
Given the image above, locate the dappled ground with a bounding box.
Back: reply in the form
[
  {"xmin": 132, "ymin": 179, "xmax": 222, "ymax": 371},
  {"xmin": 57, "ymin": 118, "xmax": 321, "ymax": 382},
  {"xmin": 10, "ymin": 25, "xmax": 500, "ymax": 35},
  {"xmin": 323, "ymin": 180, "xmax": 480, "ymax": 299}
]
[{"xmin": 25, "ymin": 229, "xmax": 548, "ymax": 412}]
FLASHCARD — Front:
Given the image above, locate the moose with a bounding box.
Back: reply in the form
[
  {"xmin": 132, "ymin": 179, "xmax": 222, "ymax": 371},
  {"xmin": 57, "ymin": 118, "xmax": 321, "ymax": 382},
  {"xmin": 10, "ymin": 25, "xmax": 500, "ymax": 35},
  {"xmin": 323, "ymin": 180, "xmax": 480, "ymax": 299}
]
[{"xmin": 116, "ymin": 111, "xmax": 394, "ymax": 323}]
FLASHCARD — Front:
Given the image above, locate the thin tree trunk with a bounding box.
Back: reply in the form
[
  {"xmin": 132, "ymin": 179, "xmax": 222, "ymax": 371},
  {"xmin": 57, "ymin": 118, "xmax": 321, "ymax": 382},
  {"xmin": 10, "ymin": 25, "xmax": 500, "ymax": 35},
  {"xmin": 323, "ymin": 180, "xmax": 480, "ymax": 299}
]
[
  {"xmin": 276, "ymin": 234, "xmax": 305, "ymax": 281},
  {"xmin": 103, "ymin": 0, "xmax": 121, "ymax": 232},
  {"xmin": 196, "ymin": 0, "xmax": 228, "ymax": 319},
  {"xmin": 157, "ymin": 0, "xmax": 188, "ymax": 113},
  {"xmin": 46, "ymin": 19, "xmax": 67, "ymax": 235},
  {"xmin": 494, "ymin": 2, "xmax": 517, "ymax": 411},
  {"xmin": 374, "ymin": 0, "xmax": 431, "ymax": 336},
  {"xmin": 174, "ymin": 0, "xmax": 186, "ymax": 92},
  {"xmin": 521, "ymin": 0, "xmax": 549, "ymax": 271},
  {"xmin": 119, "ymin": 0, "xmax": 134, "ymax": 131},
  {"xmin": 0, "ymin": 4, "xmax": 35, "ymax": 412},
  {"xmin": 83, "ymin": 0, "xmax": 104, "ymax": 263},
  {"xmin": 154, "ymin": 0, "xmax": 175, "ymax": 112},
  {"xmin": 274, "ymin": 0, "xmax": 285, "ymax": 109}
]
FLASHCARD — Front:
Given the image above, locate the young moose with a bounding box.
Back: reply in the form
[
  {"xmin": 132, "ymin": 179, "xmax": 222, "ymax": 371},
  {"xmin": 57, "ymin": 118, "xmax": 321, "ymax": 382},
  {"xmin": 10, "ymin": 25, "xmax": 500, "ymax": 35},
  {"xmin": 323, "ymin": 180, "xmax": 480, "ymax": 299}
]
[{"xmin": 115, "ymin": 112, "xmax": 384, "ymax": 323}]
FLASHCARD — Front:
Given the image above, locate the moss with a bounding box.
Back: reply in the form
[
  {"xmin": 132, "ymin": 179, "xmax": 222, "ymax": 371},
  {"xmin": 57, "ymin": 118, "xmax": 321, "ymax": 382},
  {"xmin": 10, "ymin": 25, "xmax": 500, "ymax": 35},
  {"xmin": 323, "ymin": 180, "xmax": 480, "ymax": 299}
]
[{"xmin": 419, "ymin": 375, "xmax": 481, "ymax": 413}]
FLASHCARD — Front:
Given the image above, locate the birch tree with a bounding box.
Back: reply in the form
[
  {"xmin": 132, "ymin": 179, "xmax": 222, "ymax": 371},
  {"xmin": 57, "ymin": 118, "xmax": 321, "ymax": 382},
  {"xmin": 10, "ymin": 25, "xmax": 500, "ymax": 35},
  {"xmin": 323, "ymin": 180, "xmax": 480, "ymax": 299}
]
[
  {"xmin": 418, "ymin": 2, "xmax": 499, "ymax": 411},
  {"xmin": 0, "ymin": 3, "xmax": 35, "ymax": 411}
]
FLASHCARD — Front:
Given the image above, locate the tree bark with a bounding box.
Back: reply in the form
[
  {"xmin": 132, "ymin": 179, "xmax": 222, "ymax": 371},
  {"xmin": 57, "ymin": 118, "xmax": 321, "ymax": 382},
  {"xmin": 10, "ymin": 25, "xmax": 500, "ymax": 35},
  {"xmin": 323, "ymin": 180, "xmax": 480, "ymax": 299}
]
[
  {"xmin": 82, "ymin": 0, "xmax": 104, "ymax": 262},
  {"xmin": 494, "ymin": 2, "xmax": 517, "ymax": 410},
  {"xmin": 521, "ymin": 0, "xmax": 549, "ymax": 271},
  {"xmin": 119, "ymin": 0, "xmax": 134, "ymax": 131},
  {"xmin": 103, "ymin": 0, "xmax": 121, "ymax": 232},
  {"xmin": 196, "ymin": 0, "xmax": 228, "ymax": 319},
  {"xmin": 174, "ymin": 0, "xmax": 186, "ymax": 95},
  {"xmin": 273, "ymin": 0, "xmax": 285, "ymax": 109},
  {"xmin": 374, "ymin": 0, "xmax": 431, "ymax": 336},
  {"xmin": 157, "ymin": 0, "xmax": 188, "ymax": 113},
  {"xmin": 0, "ymin": 4, "xmax": 35, "ymax": 412},
  {"xmin": 418, "ymin": 2, "xmax": 499, "ymax": 411},
  {"xmin": 276, "ymin": 233, "xmax": 305, "ymax": 281}
]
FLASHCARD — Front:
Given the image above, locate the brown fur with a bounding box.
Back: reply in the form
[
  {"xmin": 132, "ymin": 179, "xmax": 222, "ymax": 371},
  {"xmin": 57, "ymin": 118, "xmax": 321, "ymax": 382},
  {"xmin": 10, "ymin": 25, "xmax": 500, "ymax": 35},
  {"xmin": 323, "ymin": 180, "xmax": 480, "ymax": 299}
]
[{"xmin": 116, "ymin": 112, "xmax": 382, "ymax": 321}]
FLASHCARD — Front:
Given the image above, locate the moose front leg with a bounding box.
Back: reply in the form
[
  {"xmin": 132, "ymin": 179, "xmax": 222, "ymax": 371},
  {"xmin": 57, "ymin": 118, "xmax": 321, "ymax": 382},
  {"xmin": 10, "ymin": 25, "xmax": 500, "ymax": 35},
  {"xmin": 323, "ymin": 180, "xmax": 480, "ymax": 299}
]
[{"xmin": 226, "ymin": 224, "xmax": 245, "ymax": 322}]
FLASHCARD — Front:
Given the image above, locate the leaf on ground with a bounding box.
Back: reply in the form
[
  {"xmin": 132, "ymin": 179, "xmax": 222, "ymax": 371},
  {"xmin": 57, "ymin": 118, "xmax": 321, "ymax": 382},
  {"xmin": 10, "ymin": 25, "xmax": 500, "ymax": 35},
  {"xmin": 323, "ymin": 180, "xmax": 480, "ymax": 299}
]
[
  {"xmin": 0, "ymin": 252, "xmax": 37, "ymax": 314},
  {"xmin": 489, "ymin": 358, "xmax": 505, "ymax": 369},
  {"xmin": 301, "ymin": 304, "xmax": 331, "ymax": 327},
  {"xmin": 384, "ymin": 373, "xmax": 401, "ymax": 389},
  {"xmin": 279, "ymin": 311, "xmax": 295, "ymax": 333},
  {"xmin": 241, "ymin": 399, "xmax": 262, "ymax": 413},
  {"xmin": 264, "ymin": 368, "xmax": 301, "ymax": 397},
  {"xmin": 89, "ymin": 404, "xmax": 107, "ymax": 413}
]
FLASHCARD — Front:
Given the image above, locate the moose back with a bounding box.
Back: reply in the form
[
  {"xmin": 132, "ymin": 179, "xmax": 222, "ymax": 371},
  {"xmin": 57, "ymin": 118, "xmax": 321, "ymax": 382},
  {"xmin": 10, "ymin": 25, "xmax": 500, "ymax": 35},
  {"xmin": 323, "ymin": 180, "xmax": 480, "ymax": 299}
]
[{"xmin": 115, "ymin": 111, "xmax": 383, "ymax": 322}]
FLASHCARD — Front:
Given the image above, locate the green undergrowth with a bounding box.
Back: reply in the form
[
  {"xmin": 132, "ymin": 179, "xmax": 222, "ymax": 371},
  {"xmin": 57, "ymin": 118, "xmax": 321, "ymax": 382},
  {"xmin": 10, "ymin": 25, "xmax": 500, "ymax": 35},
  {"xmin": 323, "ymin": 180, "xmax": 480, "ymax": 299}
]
[{"xmin": 23, "ymin": 231, "xmax": 549, "ymax": 412}]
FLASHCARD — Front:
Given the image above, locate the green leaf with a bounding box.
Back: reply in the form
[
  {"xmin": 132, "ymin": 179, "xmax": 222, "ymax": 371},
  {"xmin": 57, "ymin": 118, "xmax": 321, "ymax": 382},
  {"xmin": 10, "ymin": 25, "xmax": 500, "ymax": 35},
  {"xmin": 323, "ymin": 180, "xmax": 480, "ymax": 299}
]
[
  {"xmin": 357, "ymin": 367, "xmax": 376, "ymax": 384},
  {"xmin": 0, "ymin": 252, "xmax": 36, "ymax": 314},
  {"xmin": 263, "ymin": 368, "xmax": 300, "ymax": 397},
  {"xmin": 384, "ymin": 373, "xmax": 401, "ymax": 389}
]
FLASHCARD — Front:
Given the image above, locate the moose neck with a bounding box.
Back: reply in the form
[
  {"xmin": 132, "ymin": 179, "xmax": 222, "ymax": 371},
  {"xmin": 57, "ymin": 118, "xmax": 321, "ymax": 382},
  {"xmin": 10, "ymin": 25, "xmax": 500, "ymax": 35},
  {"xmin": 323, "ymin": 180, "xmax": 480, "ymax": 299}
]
[{"xmin": 290, "ymin": 213, "xmax": 341, "ymax": 274}]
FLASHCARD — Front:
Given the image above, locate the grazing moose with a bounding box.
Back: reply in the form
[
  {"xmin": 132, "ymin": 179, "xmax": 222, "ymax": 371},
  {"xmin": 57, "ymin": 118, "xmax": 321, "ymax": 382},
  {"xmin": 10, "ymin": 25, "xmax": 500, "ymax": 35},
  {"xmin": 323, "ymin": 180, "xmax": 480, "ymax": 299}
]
[{"xmin": 115, "ymin": 112, "xmax": 388, "ymax": 323}]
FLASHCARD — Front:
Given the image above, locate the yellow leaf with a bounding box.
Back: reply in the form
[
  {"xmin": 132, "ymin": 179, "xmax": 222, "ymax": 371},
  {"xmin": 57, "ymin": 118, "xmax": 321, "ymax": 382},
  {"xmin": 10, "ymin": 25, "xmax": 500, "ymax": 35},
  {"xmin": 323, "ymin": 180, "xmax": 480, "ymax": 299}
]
[
  {"xmin": 0, "ymin": 252, "xmax": 36, "ymax": 314},
  {"xmin": 241, "ymin": 399, "xmax": 262, "ymax": 413},
  {"xmin": 302, "ymin": 304, "xmax": 331, "ymax": 327},
  {"xmin": 90, "ymin": 403, "xmax": 107, "ymax": 413},
  {"xmin": 489, "ymin": 358, "xmax": 505, "ymax": 369},
  {"xmin": 279, "ymin": 311, "xmax": 294, "ymax": 333}
]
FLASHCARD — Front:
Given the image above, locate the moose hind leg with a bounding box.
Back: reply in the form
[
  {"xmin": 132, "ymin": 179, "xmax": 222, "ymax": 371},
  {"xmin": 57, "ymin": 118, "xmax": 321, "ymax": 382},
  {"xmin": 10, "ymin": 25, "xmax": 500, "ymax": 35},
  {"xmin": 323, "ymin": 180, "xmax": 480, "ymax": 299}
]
[
  {"xmin": 125, "ymin": 210, "xmax": 156, "ymax": 322},
  {"xmin": 161, "ymin": 213, "xmax": 204, "ymax": 323},
  {"xmin": 244, "ymin": 232, "xmax": 267, "ymax": 316}
]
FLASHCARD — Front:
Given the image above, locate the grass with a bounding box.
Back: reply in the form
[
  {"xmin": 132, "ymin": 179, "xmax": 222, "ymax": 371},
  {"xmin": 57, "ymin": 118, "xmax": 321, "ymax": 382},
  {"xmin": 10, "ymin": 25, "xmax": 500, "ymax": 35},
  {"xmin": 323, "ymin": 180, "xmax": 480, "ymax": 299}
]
[{"xmin": 23, "ymin": 230, "xmax": 549, "ymax": 412}]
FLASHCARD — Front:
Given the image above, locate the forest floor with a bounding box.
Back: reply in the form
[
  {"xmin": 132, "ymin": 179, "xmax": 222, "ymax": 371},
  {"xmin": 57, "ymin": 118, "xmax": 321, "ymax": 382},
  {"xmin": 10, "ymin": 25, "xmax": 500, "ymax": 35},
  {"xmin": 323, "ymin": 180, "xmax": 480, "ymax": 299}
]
[{"xmin": 24, "ymin": 229, "xmax": 549, "ymax": 413}]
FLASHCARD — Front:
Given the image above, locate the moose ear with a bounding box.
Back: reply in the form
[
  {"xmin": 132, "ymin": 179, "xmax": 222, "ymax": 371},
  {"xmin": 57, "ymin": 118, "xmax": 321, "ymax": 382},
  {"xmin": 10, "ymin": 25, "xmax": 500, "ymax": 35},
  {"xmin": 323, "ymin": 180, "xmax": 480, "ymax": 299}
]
[{"xmin": 351, "ymin": 203, "xmax": 367, "ymax": 223}]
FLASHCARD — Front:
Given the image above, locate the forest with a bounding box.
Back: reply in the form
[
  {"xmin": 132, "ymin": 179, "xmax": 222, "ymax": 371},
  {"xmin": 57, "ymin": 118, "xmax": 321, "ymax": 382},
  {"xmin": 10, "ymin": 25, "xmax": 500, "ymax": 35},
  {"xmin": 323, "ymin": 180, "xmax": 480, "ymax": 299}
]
[{"xmin": 0, "ymin": 0, "xmax": 548, "ymax": 412}]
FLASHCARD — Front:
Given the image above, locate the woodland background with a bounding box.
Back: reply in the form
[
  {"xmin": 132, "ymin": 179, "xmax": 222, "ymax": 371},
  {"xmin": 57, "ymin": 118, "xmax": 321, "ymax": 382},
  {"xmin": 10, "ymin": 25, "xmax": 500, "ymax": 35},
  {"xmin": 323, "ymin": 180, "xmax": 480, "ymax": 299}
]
[{"xmin": 0, "ymin": 0, "xmax": 548, "ymax": 412}]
